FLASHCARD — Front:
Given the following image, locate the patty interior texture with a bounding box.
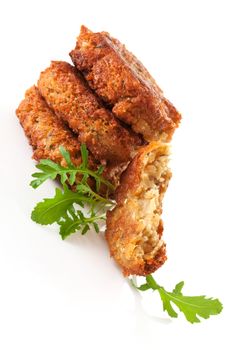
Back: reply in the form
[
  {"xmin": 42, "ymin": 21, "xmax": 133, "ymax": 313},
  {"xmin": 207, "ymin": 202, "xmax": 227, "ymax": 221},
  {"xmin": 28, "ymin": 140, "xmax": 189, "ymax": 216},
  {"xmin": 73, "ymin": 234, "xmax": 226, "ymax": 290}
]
[{"xmin": 106, "ymin": 142, "xmax": 171, "ymax": 276}]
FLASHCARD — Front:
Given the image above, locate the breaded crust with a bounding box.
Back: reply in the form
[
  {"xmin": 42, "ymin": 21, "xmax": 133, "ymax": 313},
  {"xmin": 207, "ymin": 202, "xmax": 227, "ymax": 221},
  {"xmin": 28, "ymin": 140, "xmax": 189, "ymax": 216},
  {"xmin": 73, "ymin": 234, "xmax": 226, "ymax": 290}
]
[
  {"xmin": 16, "ymin": 86, "xmax": 84, "ymax": 167},
  {"xmin": 16, "ymin": 86, "xmax": 123, "ymax": 189},
  {"xmin": 105, "ymin": 142, "xmax": 171, "ymax": 276},
  {"xmin": 38, "ymin": 61, "xmax": 142, "ymax": 165},
  {"xmin": 70, "ymin": 26, "xmax": 181, "ymax": 142}
]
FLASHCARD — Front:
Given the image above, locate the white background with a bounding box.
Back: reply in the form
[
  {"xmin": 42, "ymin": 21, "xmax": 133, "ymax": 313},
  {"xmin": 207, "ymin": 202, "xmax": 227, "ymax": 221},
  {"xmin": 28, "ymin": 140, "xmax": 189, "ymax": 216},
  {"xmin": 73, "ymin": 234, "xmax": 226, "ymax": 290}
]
[{"xmin": 0, "ymin": 0, "xmax": 232, "ymax": 349}]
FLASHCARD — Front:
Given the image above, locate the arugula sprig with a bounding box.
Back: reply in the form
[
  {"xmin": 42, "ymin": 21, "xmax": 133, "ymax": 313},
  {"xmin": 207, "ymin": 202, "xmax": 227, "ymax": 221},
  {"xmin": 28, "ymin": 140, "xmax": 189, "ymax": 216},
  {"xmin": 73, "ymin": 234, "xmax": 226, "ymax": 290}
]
[
  {"xmin": 131, "ymin": 274, "xmax": 223, "ymax": 323},
  {"xmin": 30, "ymin": 145, "xmax": 114, "ymax": 239},
  {"xmin": 58, "ymin": 208, "xmax": 105, "ymax": 239},
  {"xmin": 30, "ymin": 144, "xmax": 115, "ymax": 192}
]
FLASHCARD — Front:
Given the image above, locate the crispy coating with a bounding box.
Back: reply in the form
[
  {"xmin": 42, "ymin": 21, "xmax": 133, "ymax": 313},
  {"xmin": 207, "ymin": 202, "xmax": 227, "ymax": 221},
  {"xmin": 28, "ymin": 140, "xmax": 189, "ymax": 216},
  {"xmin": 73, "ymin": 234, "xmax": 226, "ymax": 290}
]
[
  {"xmin": 105, "ymin": 142, "xmax": 171, "ymax": 276},
  {"xmin": 38, "ymin": 61, "xmax": 142, "ymax": 165},
  {"xmin": 70, "ymin": 26, "xmax": 181, "ymax": 142},
  {"xmin": 16, "ymin": 86, "xmax": 84, "ymax": 167},
  {"xmin": 16, "ymin": 86, "xmax": 123, "ymax": 189}
]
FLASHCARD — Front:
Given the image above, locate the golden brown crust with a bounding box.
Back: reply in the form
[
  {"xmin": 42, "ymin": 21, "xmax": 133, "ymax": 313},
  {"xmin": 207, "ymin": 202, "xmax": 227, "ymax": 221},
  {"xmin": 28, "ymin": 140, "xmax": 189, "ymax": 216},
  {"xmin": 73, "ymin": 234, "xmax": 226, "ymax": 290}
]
[
  {"xmin": 105, "ymin": 142, "xmax": 171, "ymax": 276},
  {"xmin": 38, "ymin": 61, "xmax": 142, "ymax": 165},
  {"xmin": 70, "ymin": 26, "xmax": 181, "ymax": 142},
  {"xmin": 16, "ymin": 86, "xmax": 84, "ymax": 167},
  {"xmin": 16, "ymin": 86, "xmax": 123, "ymax": 189}
]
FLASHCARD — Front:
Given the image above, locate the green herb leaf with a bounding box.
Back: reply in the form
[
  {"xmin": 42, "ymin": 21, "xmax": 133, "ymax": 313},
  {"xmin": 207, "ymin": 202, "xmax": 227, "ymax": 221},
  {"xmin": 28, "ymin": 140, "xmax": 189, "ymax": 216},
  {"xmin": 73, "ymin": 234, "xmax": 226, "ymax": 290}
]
[
  {"xmin": 31, "ymin": 145, "xmax": 114, "ymax": 238},
  {"xmin": 146, "ymin": 274, "xmax": 160, "ymax": 290},
  {"xmin": 137, "ymin": 283, "xmax": 151, "ymax": 291},
  {"xmin": 131, "ymin": 274, "xmax": 223, "ymax": 323},
  {"xmin": 172, "ymin": 281, "xmax": 184, "ymax": 295},
  {"xmin": 80, "ymin": 144, "xmax": 88, "ymax": 169},
  {"xmin": 30, "ymin": 145, "xmax": 115, "ymax": 191},
  {"xmin": 58, "ymin": 210, "xmax": 105, "ymax": 240},
  {"xmin": 59, "ymin": 146, "xmax": 73, "ymax": 168},
  {"xmin": 31, "ymin": 185, "xmax": 85, "ymax": 225}
]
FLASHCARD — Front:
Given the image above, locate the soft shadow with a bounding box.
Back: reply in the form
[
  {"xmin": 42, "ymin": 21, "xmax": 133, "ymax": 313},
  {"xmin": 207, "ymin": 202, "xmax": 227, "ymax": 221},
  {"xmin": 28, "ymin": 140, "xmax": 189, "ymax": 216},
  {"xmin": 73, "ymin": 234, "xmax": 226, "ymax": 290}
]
[
  {"xmin": 55, "ymin": 225, "xmax": 172, "ymax": 324},
  {"xmin": 128, "ymin": 280, "xmax": 172, "ymax": 325}
]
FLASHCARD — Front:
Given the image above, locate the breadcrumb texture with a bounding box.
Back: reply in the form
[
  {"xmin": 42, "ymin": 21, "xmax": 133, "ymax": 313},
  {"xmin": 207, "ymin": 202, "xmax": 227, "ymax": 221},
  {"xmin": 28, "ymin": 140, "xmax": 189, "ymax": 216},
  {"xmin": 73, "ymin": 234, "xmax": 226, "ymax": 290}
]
[
  {"xmin": 106, "ymin": 142, "xmax": 171, "ymax": 276},
  {"xmin": 38, "ymin": 61, "xmax": 142, "ymax": 165},
  {"xmin": 16, "ymin": 86, "xmax": 84, "ymax": 167},
  {"xmin": 16, "ymin": 86, "xmax": 123, "ymax": 188},
  {"xmin": 70, "ymin": 26, "xmax": 181, "ymax": 142}
]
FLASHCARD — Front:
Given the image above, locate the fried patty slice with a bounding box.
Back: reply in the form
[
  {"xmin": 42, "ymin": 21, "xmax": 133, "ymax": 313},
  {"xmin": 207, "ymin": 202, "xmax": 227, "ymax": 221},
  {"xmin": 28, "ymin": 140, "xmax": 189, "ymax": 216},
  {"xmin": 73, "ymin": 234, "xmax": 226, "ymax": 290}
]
[
  {"xmin": 105, "ymin": 142, "xmax": 171, "ymax": 276},
  {"xmin": 70, "ymin": 26, "xmax": 181, "ymax": 142},
  {"xmin": 38, "ymin": 61, "xmax": 142, "ymax": 165},
  {"xmin": 16, "ymin": 86, "xmax": 123, "ymax": 189},
  {"xmin": 16, "ymin": 86, "xmax": 85, "ymax": 167}
]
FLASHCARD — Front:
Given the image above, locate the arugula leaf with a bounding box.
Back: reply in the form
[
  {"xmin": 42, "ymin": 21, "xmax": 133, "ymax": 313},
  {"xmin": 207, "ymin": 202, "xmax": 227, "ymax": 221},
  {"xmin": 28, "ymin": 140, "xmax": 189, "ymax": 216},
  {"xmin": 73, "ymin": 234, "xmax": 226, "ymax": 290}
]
[
  {"xmin": 80, "ymin": 143, "xmax": 88, "ymax": 169},
  {"xmin": 59, "ymin": 146, "xmax": 73, "ymax": 167},
  {"xmin": 131, "ymin": 274, "xmax": 223, "ymax": 323},
  {"xmin": 76, "ymin": 182, "xmax": 113, "ymax": 205},
  {"xmin": 30, "ymin": 160, "xmax": 61, "ymax": 188},
  {"xmin": 31, "ymin": 185, "xmax": 84, "ymax": 225},
  {"xmin": 173, "ymin": 281, "xmax": 184, "ymax": 295},
  {"xmin": 30, "ymin": 144, "xmax": 115, "ymax": 191},
  {"xmin": 31, "ymin": 145, "xmax": 114, "ymax": 238},
  {"xmin": 58, "ymin": 210, "xmax": 105, "ymax": 240},
  {"xmin": 31, "ymin": 183, "xmax": 109, "ymax": 226}
]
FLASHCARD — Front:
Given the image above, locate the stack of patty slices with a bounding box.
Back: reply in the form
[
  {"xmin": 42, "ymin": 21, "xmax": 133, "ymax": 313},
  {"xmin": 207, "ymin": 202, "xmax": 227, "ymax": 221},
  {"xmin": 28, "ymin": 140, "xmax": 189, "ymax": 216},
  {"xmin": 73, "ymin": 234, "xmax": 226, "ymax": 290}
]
[{"xmin": 16, "ymin": 26, "xmax": 181, "ymax": 276}]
